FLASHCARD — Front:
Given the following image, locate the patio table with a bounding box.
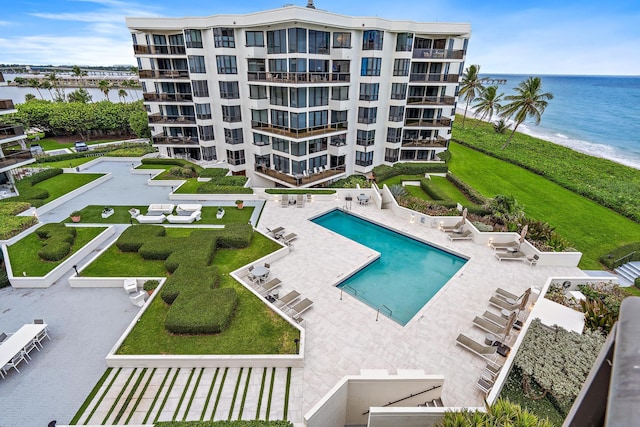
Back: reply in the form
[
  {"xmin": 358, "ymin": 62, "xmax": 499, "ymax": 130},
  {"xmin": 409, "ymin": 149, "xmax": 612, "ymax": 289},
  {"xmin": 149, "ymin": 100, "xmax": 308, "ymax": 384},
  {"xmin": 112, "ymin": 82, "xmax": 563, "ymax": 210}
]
[
  {"xmin": 252, "ymin": 266, "xmax": 270, "ymax": 282},
  {"xmin": 0, "ymin": 324, "xmax": 47, "ymax": 368}
]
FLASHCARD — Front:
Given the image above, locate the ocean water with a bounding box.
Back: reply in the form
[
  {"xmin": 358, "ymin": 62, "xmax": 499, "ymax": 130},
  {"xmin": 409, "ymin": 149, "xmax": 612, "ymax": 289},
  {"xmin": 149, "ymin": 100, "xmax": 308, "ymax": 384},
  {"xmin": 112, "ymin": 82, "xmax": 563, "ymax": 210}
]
[{"xmin": 480, "ymin": 74, "xmax": 640, "ymax": 170}]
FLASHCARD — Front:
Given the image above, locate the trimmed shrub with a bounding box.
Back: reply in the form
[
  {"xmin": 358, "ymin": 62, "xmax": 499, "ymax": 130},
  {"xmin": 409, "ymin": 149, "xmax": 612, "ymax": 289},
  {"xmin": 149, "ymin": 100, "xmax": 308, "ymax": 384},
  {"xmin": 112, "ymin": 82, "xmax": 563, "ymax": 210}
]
[
  {"xmin": 446, "ymin": 172, "xmax": 489, "ymax": 205},
  {"xmin": 635, "ymin": 277, "xmax": 640, "ymax": 288},
  {"xmin": 196, "ymin": 183, "xmax": 253, "ymax": 194},
  {"xmin": 156, "ymin": 419, "xmax": 294, "ymax": 427},
  {"xmin": 143, "ymin": 280, "xmax": 160, "ymax": 292},
  {"xmin": 38, "ymin": 239, "xmax": 72, "ymax": 261},
  {"xmin": 198, "ymin": 168, "xmax": 229, "ymax": 178},
  {"xmin": 216, "ymin": 223, "xmax": 253, "ymax": 248},
  {"xmin": 0, "ymin": 270, "xmax": 9, "ymax": 288},
  {"xmin": 36, "ymin": 223, "xmax": 77, "ymax": 261},
  {"xmin": 28, "ymin": 168, "xmax": 63, "ymax": 185},
  {"xmin": 165, "ymin": 287, "xmax": 238, "ymax": 334},
  {"xmin": 373, "ymin": 162, "xmax": 448, "ymax": 183},
  {"xmin": 0, "ymin": 216, "xmax": 38, "ymax": 240},
  {"xmin": 139, "ymin": 237, "xmax": 186, "ymax": 260},
  {"xmin": 115, "ymin": 225, "xmax": 166, "ymax": 252},
  {"xmin": 161, "ymin": 264, "xmax": 220, "ymax": 305},
  {"xmin": 164, "ymin": 231, "xmax": 218, "ymax": 273},
  {"xmin": 420, "ymin": 179, "xmax": 448, "ymax": 201},
  {"xmin": 214, "ymin": 175, "xmax": 249, "ymax": 186},
  {"xmin": 0, "ymin": 202, "xmax": 31, "ymax": 216},
  {"xmin": 17, "ymin": 186, "xmax": 49, "ymax": 201},
  {"xmin": 599, "ymin": 242, "xmax": 640, "ymax": 269},
  {"xmin": 472, "ymin": 221, "xmax": 494, "ymax": 232},
  {"xmin": 141, "ymin": 158, "xmax": 185, "ymax": 167}
]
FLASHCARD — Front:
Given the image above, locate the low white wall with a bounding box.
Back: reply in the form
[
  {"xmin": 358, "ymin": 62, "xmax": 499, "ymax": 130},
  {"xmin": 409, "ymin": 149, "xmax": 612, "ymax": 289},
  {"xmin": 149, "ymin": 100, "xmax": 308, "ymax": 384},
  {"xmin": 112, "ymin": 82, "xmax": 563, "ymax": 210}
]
[
  {"xmin": 169, "ymin": 193, "xmax": 261, "ymax": 202},
  {"xmin": 368, "ymin": 407, "xmax": 466, "ymax": 427},
  {"xmin": 305, "ymin": 378, "xmax": 349, "ymax": 427},
  {"xmin": 6, "ymin": 226, "xmax": 115, "ymax": 288},
  {"xmin": 34, "ymin": 172, "xmax": 113, "ymax": 217}
]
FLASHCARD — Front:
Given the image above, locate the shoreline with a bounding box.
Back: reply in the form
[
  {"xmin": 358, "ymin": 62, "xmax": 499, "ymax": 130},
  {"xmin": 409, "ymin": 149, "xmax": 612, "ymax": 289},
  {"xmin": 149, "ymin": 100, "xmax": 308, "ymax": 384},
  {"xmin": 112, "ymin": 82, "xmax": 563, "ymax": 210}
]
[{"xmin": 455, "ymin": 106, "xmax": 640, "ymax": 171}]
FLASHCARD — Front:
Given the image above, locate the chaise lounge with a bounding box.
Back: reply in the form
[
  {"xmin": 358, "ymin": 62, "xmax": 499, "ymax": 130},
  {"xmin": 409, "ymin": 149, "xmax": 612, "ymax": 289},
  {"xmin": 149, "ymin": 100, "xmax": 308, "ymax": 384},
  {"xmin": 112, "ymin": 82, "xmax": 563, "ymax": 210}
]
[
  {"xmin": 455, "ymin": 333, "xmax": 498, "ymax": 360},
  {"xmin": 490, "ymin": 241, "xmax": 519, "ymax": 251},
  {"xmin": 289, "ymin": 298, "xmax": 314, "ymax": 319},
  {"xmin": 281, "ymin": 233, "xmax": 298, "ymax": 245},
  {"xmin": 473, "ymin": 316, "xmax": 508, "ymax": 335},
  {"xmin": 489, "ymin": 295, "xmax": 520, "ymax": 311},
  {"xmin": 495, "ymin": 251, "xmax": 526, "ymax": 262},
  {"xmin": 440, "ymin": 220, "xmax": 464, "ymax": 232},
  {"xmin": 259, "ymin": 278, "xmax": 281, "ymax": 295},
  {"xmin": 447, "ymin": 229, "xmax": 473, "ymax": 241}
]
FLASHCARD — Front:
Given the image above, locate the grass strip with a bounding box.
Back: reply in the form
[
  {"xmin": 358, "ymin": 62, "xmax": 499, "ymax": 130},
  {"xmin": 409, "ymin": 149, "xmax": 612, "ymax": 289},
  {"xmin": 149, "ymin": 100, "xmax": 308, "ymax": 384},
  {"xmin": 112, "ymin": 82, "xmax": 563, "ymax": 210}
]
[
  {"xmin": 125, "ymin": 367, "xmax": 157, "ymax": 424},
  {"xmin": 255, "ymin": 368, "xmax": 267, "ymax": 420},
  {"xmin": 68, "ymin": 368, "xmax": 113, "ymax": 425},
  {"xmin": 265, "ymin": 368, "xmax": 276, "ymax": 421},
  {"xmin": 143, "ymin": 368, "xmax": 173, "ymax": 424},
  {"xmin": 172, "ymin": 368, "xmax": 196, "ymax": 421},
  {"xmin": 200, "ymin": 368, "xmax": 220, "ymax": 421},
  {"xmin": 238, "ymin": 367, "xmax": 252, "ymax": 420},
  {"xmin": 283, "ymin": 368, "xmax": 292, "ymax": 420},
  {"xmin": 102, "ymin": 368, "xmax": 138, "ymax": 425},
  {"xmin": 154, "ymin": 368, "xmax": 182, "ymax": 424},
  {"xmin": 113, "ymin": 368, "xmax": 147, "ymax": 424},
  {"xmin": 82, "ymin": 367, "xmax": 121, "ymax": 424},
  {"xmin": 182, "ymin": 368, "xmax": 205, "ymax": 421},
  {"xmin": 211, "ymin": 368, "xmax": 229, "ymax": 420},
  {"xmin": 228, "ymin": 368, "xmax": 244, "ymax": 420}
]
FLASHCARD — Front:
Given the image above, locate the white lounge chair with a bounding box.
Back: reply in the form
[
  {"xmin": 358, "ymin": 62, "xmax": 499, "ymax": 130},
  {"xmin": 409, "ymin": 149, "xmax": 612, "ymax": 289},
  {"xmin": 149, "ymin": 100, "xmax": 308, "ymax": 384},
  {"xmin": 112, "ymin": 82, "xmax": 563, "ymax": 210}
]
[
  {"xmin": 281, "ymin": 233, "xmax": 297, "ymax": 245},
  {"xmin": 123, "ymin": 278, "xmax": 138, "ymax": 294},
  {"xmin": 473, "ymin": 316, "xmax": 508, "ymax": 335},
  {"xmin": 440, "ymin": 220, "xmax": 464, "ymax": 232},
  {"xmin": 476, "ymin": 376, "xmax": 493, "ymax": 395},
  {"xmin": 276, "ymin": 290, "xmax": 300, "ymax": 308},
  {"xmin": 296, "ymin": 194, "xmax": 305, "ymax": 208},
  {"xmin": 259, "ymin": 278, "xmax": 281, "ymax": 295},
  {"xmin": 447, "ymin": 229, "xmax": 473, "ymax": 241},
  {"xmin": 495, "ymin": 288, "xmax": 519, "ymax": 301},
  {"xmin": 289, "ymin": 298, "xmax": 314, "ymax": 319},
  {"xmin": 495, "ymin": 251, "xmax": 526, "ymax": 262},
  {"xmin": 281, "ymin": 196, "xmax": 289, "ymax": 208},
  {"xmin": 136, "ymin": 214, "xmax": 166, "ymax": 224},
  {"xmin": 490, "ymin": 241, "xmax": 519, "ymax": 251},
  {"xmin": 455, "ymin": 333, "xmax": 497, "ymax": 360},
  {"xmin": 489, "ymin": 295, "xmax": 520, "ymax": 311}
]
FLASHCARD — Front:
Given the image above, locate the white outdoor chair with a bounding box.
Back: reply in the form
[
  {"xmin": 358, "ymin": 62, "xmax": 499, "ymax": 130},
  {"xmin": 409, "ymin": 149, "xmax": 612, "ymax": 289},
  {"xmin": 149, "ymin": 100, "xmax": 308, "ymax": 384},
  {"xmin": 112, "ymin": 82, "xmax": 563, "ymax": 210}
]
[
  {"xmin": 22, "ymin": 339, "xmax": 40, "ymax": 359},
  {"xmin": 34, "ymin": 318, "xmax": 51, "ymax": 347},
  {"xmin": 3, "ymin": 352, "xmax": 27, "ymax": 374}
]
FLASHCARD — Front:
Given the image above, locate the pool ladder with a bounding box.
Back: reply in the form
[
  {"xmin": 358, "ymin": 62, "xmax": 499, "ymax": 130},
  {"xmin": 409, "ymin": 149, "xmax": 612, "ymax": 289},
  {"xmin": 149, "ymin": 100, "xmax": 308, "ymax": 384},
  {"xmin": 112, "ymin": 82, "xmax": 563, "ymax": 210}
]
[
  {"xmin": 339, "ymin": 285, "xmax": 357, "ymax": 300},
  {"xmin": 376, "ymin": 305, "xmax": 393, "ymax": 321}
]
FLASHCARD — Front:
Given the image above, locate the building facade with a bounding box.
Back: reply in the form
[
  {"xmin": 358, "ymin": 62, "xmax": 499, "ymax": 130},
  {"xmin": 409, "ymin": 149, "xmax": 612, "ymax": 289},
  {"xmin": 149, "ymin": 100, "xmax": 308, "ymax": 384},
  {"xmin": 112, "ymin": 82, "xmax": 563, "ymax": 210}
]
[{"xmin": 126, "ymin": 5, "xmax": 470, "ymax": 187}]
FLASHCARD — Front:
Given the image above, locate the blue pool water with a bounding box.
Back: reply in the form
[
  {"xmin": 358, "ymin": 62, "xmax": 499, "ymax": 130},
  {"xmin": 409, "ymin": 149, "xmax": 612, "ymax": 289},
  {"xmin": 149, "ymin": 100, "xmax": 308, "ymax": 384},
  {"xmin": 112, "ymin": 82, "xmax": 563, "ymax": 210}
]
[{"xmin": 312, "ymin": 210, "xmax": 467, "ymax": 325}]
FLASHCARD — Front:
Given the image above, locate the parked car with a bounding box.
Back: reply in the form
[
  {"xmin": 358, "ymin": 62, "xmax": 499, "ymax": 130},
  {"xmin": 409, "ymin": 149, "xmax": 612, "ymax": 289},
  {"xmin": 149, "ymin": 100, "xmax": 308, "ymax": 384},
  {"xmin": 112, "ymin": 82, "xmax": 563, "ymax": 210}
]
[
  {"xmin": 29, "ymin": 143, "xmax": 44, "ymax": 156},
  {"xmin": 74, "ymin": 141, "xmax": 89, "ymax": 152}
]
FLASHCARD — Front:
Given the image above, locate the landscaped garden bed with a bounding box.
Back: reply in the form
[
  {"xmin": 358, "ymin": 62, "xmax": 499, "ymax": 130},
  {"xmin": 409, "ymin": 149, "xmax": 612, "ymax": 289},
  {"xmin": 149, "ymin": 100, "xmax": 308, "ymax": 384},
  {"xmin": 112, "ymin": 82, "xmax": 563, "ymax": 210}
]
[{"xmin": 64, "ymin": 205, "xmax": 254, "ymax": 224}]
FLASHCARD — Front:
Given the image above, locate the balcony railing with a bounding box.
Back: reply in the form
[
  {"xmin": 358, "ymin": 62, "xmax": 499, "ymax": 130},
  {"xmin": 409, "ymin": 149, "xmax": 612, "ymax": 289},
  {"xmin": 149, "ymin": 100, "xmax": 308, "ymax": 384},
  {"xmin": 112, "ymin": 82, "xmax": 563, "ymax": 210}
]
[
  {"xmin": 404, "ymin": 118, "xmax": 452, "ymax": 128},
  {"xmin": 0, "ymin": 99, "xmax": 15, "ymax": 111},
  {"xmin": 152, "ymin": 136, "xmax": 199, "ymax": 145},
  {"xmin": 401, "ymin": 136, "xmax": 448, "ymax": 148},
  {"xmin": 409, "ymin": 74, "xmax": 460, "ymax": 83},
  {"xmin": 407, "ymin": 95, "xmax": 456, "ymax": 105},
  {"xmin": 138, "ymin": 69, "xmax": 190, "ymax": 79},
  {"xmin": 248, "ymin": 71, "xmax": 350, "ymax": 84},
  {"xmin": 252, "ymin": 121, "xmax": 347, "ymax": 139},
  {"xmin": 0, "ymin": 125, "xmax": 25, "ymax": 140},
  {"xmin": 148, "ymin": 114, "xmax": 196, "ymax": 125},
  {"xmin": 255, "ymin": 164, "xmax": 346, "ymax": 187},
  {"xmin": 143, "ymin": 92, "xmax": 193, "ymax": 102},
  {"xmin": 133, "ymin": 44, "xmax": 186, "ymax": 55},
  {"xmin": 0, "ymin": 150, "xmax": 34, "ymax": 168},
  {"xmin": 412, "ymin": 49, "xmax": 464, "ymax": 60}
]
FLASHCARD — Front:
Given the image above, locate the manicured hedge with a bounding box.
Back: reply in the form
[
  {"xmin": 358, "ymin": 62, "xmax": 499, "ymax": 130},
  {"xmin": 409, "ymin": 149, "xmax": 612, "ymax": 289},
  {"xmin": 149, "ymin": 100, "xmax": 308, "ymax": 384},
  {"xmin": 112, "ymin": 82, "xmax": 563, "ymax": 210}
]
[
  {"xmin": 600, "ymin": 242, "xmax": 640, "ymax": 269},
  {"xmin": 156, "ymin": 420, "xmax": 294, "ymax": 427},
  {"xmin": 196, "ymin": 183, "xmax": 253, "ymax": 194},
  {"xmin": 28, "ymin": 168, "xmax": 63, "ymax": 185},
  {"xmin": 139, "ymin": 237, "xmax": 187, "ymax": 260},
  {"xmin": 36, "ymin": 143, "xmax": 154, "ymax": 163},
  {"xmin": 115, "ymin": 225, "xmax": 166, "ymax": 252},
  {"xmin": 446, "ymin": 172, "xmax": 489, "ymax": 205},
  {"xmin": 165, "ymin": 287, "xmax": 238, "ymax": 334},
  {"xmin": 198, "ymin": 168, "xmax": 229, "ymax": 178},
  {"xmin": 216, "ymin": 223, "xmax": 253, "ymax": 248},
  {"xmin": 164, "ymin": 231, "xmax": 218, "ymax": 273},
  {"xmin": 0, "ymin": 202, "xmax": 31, "ymax": 216},
  {"xmin": 161, "ymin": 264, "xmax": 220, "ymax": 305},
  {"xmin": 372, "ymin": 162, "xmax": 448, "ymax": 183},
  {"xmin": 36, "ymin": 223, "xmax": 77, "ymax": 261},
  {"xmin": 140, "ymin": 158, "xmax": 186, "ymax": 167},
  {"xmin": 420, "ymin": 179, "xmax": 448, "ymax": 201}
]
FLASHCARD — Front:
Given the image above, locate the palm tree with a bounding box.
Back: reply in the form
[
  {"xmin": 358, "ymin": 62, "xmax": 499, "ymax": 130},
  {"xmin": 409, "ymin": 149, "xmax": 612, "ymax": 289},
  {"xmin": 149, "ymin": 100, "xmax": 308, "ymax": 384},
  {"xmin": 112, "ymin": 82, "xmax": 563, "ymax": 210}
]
[
  {"xmin": 500, "ymin": 76, "xmax": 554, "ymax": 149},
  {"xmin": 25, "ymin": 93, "xmax": 37, "ymax": 102},
  {"xmin": 98, "ymin": 80, "xmax": 111, "ymax": 101},
  {"xmin": 472, "ymin": 85, "xmax": 503, "ymax": 127},
  {"xmin": 72, "ymin": 65, "xmax": 88, "ymax": 86},
  {"xmin": 118, "ymin": 89, "xmax": 128, "ymax": 103},
  {"xmin": 68, "ymin": 88, "xmax": 92, "ymax": 103},
  {"xmin": 47, "ymin": 71, "xmax": 65, "ymax": 102},
  {"xmin": 27, "ymin": 78, "xmax": 44, "ymax": 99},
  {"xmin": 458, "ymin": 64, "xmax": 484, "ymax": 128}
]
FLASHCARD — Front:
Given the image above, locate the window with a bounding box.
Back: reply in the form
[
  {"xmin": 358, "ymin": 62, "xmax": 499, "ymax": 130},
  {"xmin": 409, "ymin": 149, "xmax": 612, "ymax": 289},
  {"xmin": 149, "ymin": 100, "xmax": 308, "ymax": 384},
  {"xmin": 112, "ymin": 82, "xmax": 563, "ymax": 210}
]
[
  {"xmin": 153, "ymin": 34, "xmax": 167, "ymax": 46},
  {"xmin": 249, "ymin": 85, "xmax": 267, "ymax": 99},
  {"xmin": 213, "ymin": 28, "xmax": 235, "ymax": 48},
  {"xmin": 359, "ymin": 83, "xmax": 379, "ymax": 101},
  {"xmin": 395, "ymin": 33, "xmax": 413, "ymax": 52},
  {"xmin": 291, "ymin": 159, "xmax": 307, "ymax": 174},
  {"xmin": 198, "ymin": 125, "xmax": 214, "ymax": 141},
  {"xmin": 385, "ymin": 148, "xmax": 400, "ymax": 162},
  {"xmin": 290, "ymin": 87, "xmax": 307, "ymax": 108},
  {"xmin": 271, "ymin": 110, "xmax": 289, "ymax": 128},
  {"xmin": 253, "ymin": 133, "xmax": 269, "ymax": 146},
  {"xmin": 331, "ymin": 86, "xmax": 349, "ymax": 101},
  {"xmin": 309, "ymin": 30, "xmax": 330, "ymax": 54},
  {"xmin": 188, "ymin": 56, "xmax": 206, "ymax": 73},
  {"xmin": 333, "ymin": 32, "xmax": 351, "ymax": 48},
  {"xmin": 195, "ymin": 103, "xmax": 211, "ymax": 120},
  {"xmin": 251, "ymin": 109, "xmax": 268, "ymax": 125},
  {"xmin": 226, "ymin": 149, "xmax": 245, "ymax": 165},
  {"xmin": 393, "ymin": 59, "xmax": 410, "ymax": 76},
  {"xmin": 388, "ymin": 106, "xmax": 405, "ymax": 122},
  {"xmin": 309, "ymin": 138, "xmax": 327, "ymax": 154},
  {"xmin": 272, "ymin": 138, "xmax": 289, "ymax": 153},
  {"xmin": 309, "ymin": 59, "xmax": 329, "ymax": 73},
  {"xmin": 308, "ymin": 87, "xmax": 329, "ymax": 107},
  {"xmin": 289, "ymin": 58, "xmax": 306, "ymax": 73},
  {"xmin": 360, "ymin": 58, "xmax": 381, "ymax": 76},
  {"xmin": 185, "ymin": 29, "xmax": 202, "ymax": 48},
  {"xmin": 224, "ymin": 128, "xmax": 244, "ymax": 144},
  {"xmin": 355, "ymin": 150, "xmax": 374, "ymax": 166},
  {"xmin": 414, "ymin": 37, "xmax": 432, "ymax": 49},
  {"xmin": 222, "ymin": 105, "xmax": 241, "ymax": 122},
  {"xmin": 268, "ymin": 59, "xmax": 287, "ymax": 72},
  {"xmin": 309, "ymin": 155, "xmax": 327, "ymax": 169},
  {"xmin": 309, "ymin": 110, "xmax": 328, "ymax": 127},
  {"xmin": 272, "ymin": 154, "xmax": 290, "ymax": 173},
  {"xmin": 247, "ymin": 59, "xmax": 266, "ymax": 72},
  {"xmin": 291, "ymin": 141, "xmax": 307, "ymax": 156},
  {"xmin": 331, "ymin": 110, "xmax": 347, "ymax": 124},
  {"xmin": 391, "ymin": 83, "xmax": 407, "ymax": 100},
  {"xmin": 169, "ymin": 34, "xmax": 184, "ymax": 48},
  {"xmin": 255, "ymin": 154, "xmax": 270, "ymax": 167},
  {"xmin": 246, "ymin": 31, "xmax": 264, "ymax": 47},
  {"xmin": 131, "ymin": 33, "xmax": 137, "ymax": 45},
  {"xmin": 356, "ymin": 130, "xmax": 376, "ymax": 146},
  {"xmin": 267, "ymin": 29, "xmax": 286, "ymax": 54},
  {"xmin": 331, "ymin": 134, "xmax": 346, "ymax": 146},
  {"xmin": 219, "ymin": 81, "xmax": 239, "ymax": 99},
  {"xmin": 363, "ymin": 30, "xmax": 383, "ymax": 50},
  {"xmin": 216, "ymin": 55, "xmax": 237, "ymax": 74},
  {"xmin": 288, "ymin": 28, "xmax": 307, "ymax": 53},
  {"xmin": 191, "ymin": 80, "xmax": 209, "ymax": 97},
  {"xmin": 270, "ymin": 86, "xmax": 288, "ymax": 107},
  {"xmin": 290, "ymin": 112, "xmax": 306, "ymax": 130},
  {"xmin": 332, "ymin": 60, "xmax": 350, "ymax": 74},
  {"xmin": 387, "ymin": 127, "xmax": 402, "ymax": 143},
  {"xmin": 358, "ymin": 107, "xmax": 377, "ymax": 124}
]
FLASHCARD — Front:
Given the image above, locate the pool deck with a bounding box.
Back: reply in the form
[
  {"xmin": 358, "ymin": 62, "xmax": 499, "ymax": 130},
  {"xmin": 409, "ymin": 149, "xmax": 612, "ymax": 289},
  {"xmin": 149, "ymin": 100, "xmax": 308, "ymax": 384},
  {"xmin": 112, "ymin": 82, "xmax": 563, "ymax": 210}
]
[{"xmin": 259, "ymin": 198, "xmax": 585, "ymax": 413}]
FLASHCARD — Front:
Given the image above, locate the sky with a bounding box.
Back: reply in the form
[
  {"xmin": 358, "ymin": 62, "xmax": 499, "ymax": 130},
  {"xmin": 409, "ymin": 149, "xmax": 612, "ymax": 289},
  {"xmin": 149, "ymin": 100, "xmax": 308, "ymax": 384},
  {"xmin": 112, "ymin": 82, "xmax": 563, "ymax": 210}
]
[{"xmin": 0, "ymin": 0, "xmax": 638, "ymax": 75}]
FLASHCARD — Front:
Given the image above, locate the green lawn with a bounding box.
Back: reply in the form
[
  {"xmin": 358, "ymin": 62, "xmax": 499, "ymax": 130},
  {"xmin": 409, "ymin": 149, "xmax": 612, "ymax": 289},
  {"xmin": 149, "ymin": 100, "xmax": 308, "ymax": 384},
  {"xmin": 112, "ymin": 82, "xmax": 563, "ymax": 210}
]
[
  {"xmin": 14, "ymin": 172, "xmax": 104, "ymax": 205},
  {"xmin": 64, "ymin": 205, "xmax": 253, "ymax": 225},
  {"xmin": 115, "ymin": 232, "xmax": 298, "ymax": 355},
  {"xmin": 379, "ymin": 174, "xmax": 471, "ymax": 204},
  {"xmin": 29, "ymin": 157, "xmax": 96, "ymax": 169},
  {"xmin": 448, "ymin": 142, "xmax": 640, "ymax": 269},
  {"xmin": 34, "ymin": 138, "xmax": 118, "ymax": 151},
  {"xmin": 8, "ymin": 226, "xmax": 107, "ymax": 276}
]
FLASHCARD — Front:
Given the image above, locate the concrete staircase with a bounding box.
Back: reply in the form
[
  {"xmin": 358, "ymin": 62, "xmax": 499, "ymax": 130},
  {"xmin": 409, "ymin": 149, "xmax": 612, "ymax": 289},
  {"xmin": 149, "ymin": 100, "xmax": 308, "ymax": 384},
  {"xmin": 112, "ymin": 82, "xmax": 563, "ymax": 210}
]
[{"xmin": 615, "ymin": 261, "xmax": 640, "ymax": 286}]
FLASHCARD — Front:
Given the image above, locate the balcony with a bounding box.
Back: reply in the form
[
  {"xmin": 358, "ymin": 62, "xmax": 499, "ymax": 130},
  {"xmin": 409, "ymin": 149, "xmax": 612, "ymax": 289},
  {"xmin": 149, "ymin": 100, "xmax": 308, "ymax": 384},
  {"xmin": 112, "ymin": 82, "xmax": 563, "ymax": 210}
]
[
  {"xmin": 412, "ymin": 49, "xmax": 464, "ymax": 60},
  {"xmin": 153, "ymin": 136, "xmax": 199, "ymax": 145},
  {"xmin": 255, "ymin": 164, "xmax": 346, "ymax": 187},
  {"xmin": 0, "ymin": 99, "xmax": 15, "ymax": 111},
  {"xmin": 133, "ymin": 44, "xmax": 186, "ymax": 55},
  {"xmin": 409, "ymin": 74, "xmax": 460, "ymax": 83},
  {"xmin": 143, "ymin": 92, "xmax": 193, "ymax": 102},
  {"xmin": 407, "ymin": 95, "xmax": 456, "ymax": 106},
  {"xmin": 252, "ymin": 121, "xmax": 347, "ymax": 140},
  {"xmin": 148, "ymin": 114, "xmax": 196, "ymax": 125},
  {"xmin": 0, "ymin": 150, "xmax": 34, "ymax": 170},
  {"xmin": 404, "ymin": 118, "xmax": 452, "ymax": 128},
  {"xmin": 0, "ymin": 125, "xmax": 25, "ymax": 141},
  {"xmin": 401, "ymin": 136, "xmax": 448, "ymax": 148},
  {"xmin": 247, "ymin": 71, "xmax": 350, "ymax": 84},
  {"xmin": 138, "ymin": 69, "xmax": 190, "ymax": 79}
]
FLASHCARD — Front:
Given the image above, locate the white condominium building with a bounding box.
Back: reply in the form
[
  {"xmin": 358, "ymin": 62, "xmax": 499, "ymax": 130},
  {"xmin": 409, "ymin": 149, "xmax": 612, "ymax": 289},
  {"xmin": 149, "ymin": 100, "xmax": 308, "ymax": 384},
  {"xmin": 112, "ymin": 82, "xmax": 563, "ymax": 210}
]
[{"xmin": 126, "ymin": 4, "xmax": 470, "ymax": 187}]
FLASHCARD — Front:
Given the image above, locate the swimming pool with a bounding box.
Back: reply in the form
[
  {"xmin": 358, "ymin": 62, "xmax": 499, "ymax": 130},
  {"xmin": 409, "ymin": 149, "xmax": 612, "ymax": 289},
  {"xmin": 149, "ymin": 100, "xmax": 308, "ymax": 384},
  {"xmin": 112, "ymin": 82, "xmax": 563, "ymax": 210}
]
[{"xmin": 312, "ymin": 209, "xmax": 467, "ymax": 325}]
